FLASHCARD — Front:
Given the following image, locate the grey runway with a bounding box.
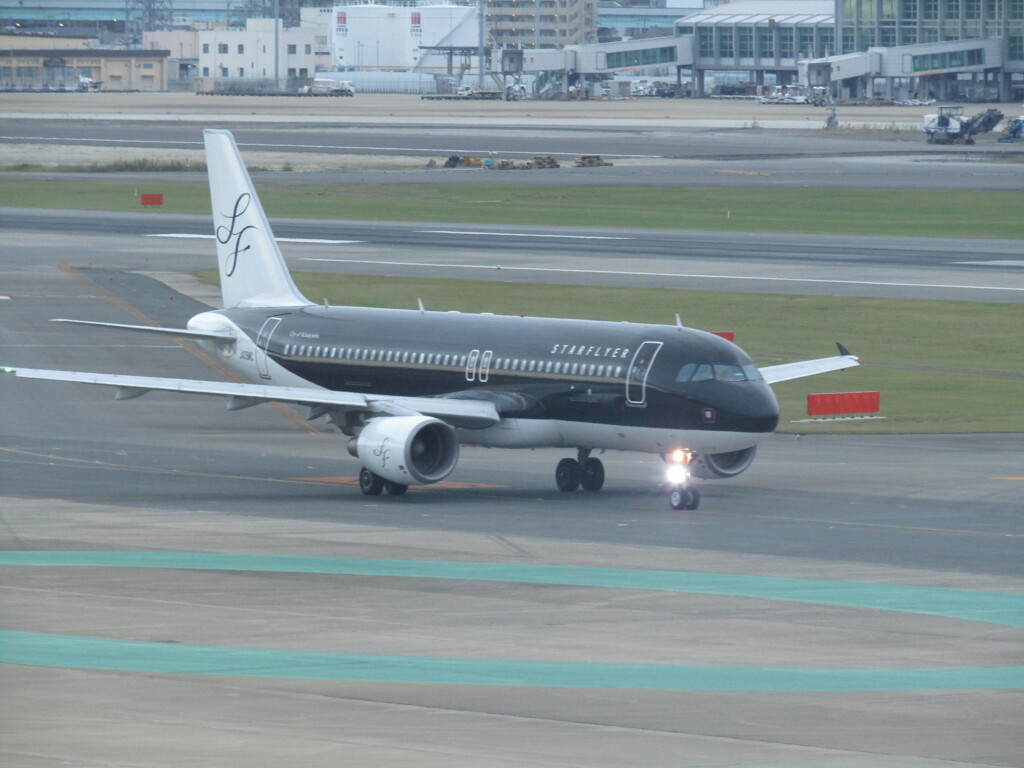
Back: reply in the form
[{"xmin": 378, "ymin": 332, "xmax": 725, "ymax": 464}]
[{"xmin": 1, "ymin": 225, "xmax": 1022, "ymax": 766}]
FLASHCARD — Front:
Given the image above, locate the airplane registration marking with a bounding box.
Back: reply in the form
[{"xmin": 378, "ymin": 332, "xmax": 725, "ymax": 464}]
[
  {"xmin": 302, "ymin": 258, "xmax": 1024, "ymax": 293},
  {"xmin": 147, "ymin": 234, "xmax": 362, "ymax": 244},
  {"xmin": 2, "ymin": 552, "xmax": 1022, "ymax": 691}
]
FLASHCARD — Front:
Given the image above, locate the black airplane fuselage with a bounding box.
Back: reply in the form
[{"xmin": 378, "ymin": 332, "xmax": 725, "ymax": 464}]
[{"xmin": 218, "ymin": 305, "xmax": 780, "ymax": 444}]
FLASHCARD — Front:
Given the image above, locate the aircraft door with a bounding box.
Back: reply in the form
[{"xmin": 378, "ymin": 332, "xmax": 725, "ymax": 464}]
[
  {"xmin": 255, "ymin": 316, "xmax": 283, "ymax": 380},
  {"xmin": 626, "ymin": 341, "xmax": 663, "ymax": 406}
]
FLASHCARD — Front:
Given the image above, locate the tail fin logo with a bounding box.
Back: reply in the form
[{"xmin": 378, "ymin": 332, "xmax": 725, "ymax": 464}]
[{"xmin": 215, "ymin": 193, "xmax": 256, "ymax": 277}]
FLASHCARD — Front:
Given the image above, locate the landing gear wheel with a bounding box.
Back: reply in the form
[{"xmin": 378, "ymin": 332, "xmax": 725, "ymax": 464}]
[
  {"xmin": 685, "ymin": 487, "xmax": 701, "ymax": 510},
  {"xmin": 580, "ymin": 457, "xmax": 605, "ymax": 491},
  {"xmin": 359, "ymin": 467, "xmax": 384, "ymax": 496},
  {"xmin": 669, "ymin": 486, "xmax": 700, "ymax": 510},
  {"xmin": 555, "ymin": 458, "xmax": 582, "ymax": 492},
  {"xmin": 383, "ymin": 481, "xmax": 408, "ymax": 496}
]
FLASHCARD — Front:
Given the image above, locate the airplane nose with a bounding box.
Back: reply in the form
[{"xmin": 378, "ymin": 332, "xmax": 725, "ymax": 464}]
[{"xmin": 711, "ymin": 382, "xmax": 779, "ymax": 433}]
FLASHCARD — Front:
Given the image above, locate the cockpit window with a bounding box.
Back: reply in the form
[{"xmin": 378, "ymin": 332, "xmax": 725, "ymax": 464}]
[
  {"xmin": 691, "ymin": 364, "xmax": 714, "ymax": 382},
  {"xmin": 677, "ymin": 362, "xmax": 761, "ymax": 383},
  {"xmin": 675, "ymin": 363, "xmax": 696, "ymax": 382},
  {"xmin": 713, "ymin": 364, "xmax": 746, "ymax": 382}
]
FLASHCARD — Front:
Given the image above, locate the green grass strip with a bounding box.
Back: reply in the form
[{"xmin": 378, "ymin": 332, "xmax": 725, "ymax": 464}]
[{"xmin": 2, "ymin": 179, "xmax": 1022, "ymax": 238}]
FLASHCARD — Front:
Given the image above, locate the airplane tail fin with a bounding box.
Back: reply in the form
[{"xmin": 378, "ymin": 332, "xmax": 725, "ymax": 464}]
[{"xmin": 203, "ymin": 129, "xmax": 310, "ymax": 309}]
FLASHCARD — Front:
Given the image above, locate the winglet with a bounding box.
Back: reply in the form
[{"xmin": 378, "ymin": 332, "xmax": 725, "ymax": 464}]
[{"xmin": 836, "ymin": 342, "xmax": 859, "ymax": 361}]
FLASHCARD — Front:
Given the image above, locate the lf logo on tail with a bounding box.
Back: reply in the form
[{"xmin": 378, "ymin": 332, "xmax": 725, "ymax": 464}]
[{"xmin": 216, "ymin": 193, "xmax": 256, "ymax": 277}]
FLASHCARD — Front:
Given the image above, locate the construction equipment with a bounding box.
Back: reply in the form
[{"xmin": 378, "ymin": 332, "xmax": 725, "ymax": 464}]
[
  {"xmin": 923, "ymin": 106, "xmax": 1004, "ymax": 144},
  {"xmin": 574, "ymin": 155, "xmax": 613, "ymax": 167},
  {"xmin": 998, "ymin": 115, "xmax": 1024, "ymax": 143}
]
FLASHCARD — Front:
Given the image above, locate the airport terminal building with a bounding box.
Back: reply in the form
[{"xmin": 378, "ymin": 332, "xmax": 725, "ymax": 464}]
[
  {"xmin": 0, "ymin": 0, "xmax": 1020, "ymax": 99},
  {"xmin": 566, "ymin": 0, "xmax": 1021, "ymax": 100}
]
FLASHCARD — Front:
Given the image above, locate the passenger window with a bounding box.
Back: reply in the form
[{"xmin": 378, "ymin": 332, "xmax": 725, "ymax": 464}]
[
  {"xmin": 571, "ymin": 363, "xmax": 579, "ymax": 374},
  {"xmin": 528, "ymin": 360, "xmax": 536, "ymax": 372},
  {"xmin": 691, "ymin": 364, "xmax": 714, "ymax": 382}
]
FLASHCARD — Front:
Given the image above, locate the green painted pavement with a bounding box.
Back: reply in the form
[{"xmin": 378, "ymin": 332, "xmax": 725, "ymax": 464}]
[
  {"xmin": 2, "ymin": 550, "xmax": 1023, "ymax": 628},
  {"xmin": 2, "ymin": 631, "xmax": 1022, "ymax": 690},
  {"xmin": 3, "ymin": 551, "xmax": 1022, "ymax": 690}
]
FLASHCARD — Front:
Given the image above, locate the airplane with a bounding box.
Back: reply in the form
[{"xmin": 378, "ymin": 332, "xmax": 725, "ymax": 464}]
[{"xmin": 5, "ymin": 129, "xmax": 860, "ymax": 510}]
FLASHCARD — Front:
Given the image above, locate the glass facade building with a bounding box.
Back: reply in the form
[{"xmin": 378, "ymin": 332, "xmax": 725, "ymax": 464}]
[{"xmin": 836, "ymin": 0, "xmax": 1022, "ymax": 67}]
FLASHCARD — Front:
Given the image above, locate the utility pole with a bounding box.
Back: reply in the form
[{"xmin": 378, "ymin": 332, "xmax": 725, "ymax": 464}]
[{"xmin": 478, "ymin": 0, "xmax": 485, "ymax": 85}]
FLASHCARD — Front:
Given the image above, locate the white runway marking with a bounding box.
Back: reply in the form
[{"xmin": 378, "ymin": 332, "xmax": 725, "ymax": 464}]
[
  {"xmin": 954, "ymin": 260, "xmax": 1024, "ymax": 267},
  {"xmin": 418, "ymin": 230, "xmax": 634, "ymax": 240},
  {"xmin": 0, "ymin": 136, "xmax": 660, "ymax": 159},
  {"xmin": 302, "ymin": 258, "xmax": 1024, "ymax": 293},
  {"xmin": 146, "ymin": 234, "xmax": 362, "ymax": 244}
]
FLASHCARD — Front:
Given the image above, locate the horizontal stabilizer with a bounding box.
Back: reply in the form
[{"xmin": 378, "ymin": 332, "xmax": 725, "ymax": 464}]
[
  {"xmin": 50, "ymin": 319, "xmax": 235, "ymax": 345},
  {"xmin": 4, "ymin": 367, "xmax": 501, "ymax": 429}
]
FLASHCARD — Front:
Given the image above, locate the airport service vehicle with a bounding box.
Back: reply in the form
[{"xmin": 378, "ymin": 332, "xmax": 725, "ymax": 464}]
[
  {"xmin": 423, "ymin": 84, "xmax": 512, "ymax": 100},
  {"xmin": 923, "ymin": 106, "xmax": 1004, "ymax": 144},
  {"xmin": 998, "ymin": 115, "xmax": 1024, "ymax": 142},
  {"xmin": 299, "ymin": 78, "xmax": 354, "ymax": 96},
  {"xmin": 5, "ymin": 130, "xmax": 860, "ymax": 509}
]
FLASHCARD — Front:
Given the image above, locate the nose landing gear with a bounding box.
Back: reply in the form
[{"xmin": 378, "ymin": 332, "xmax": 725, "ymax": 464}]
[
  {"xmin": 669, "ymin": 485, "xmax": 701, "ymax": 510},
  {"xmin": 555, "ymin": 448, "xmax": 605, "ymax": 492},
  {"xmin": 665, "ymin": 449, "xmax": 700, "ymax": 510}
]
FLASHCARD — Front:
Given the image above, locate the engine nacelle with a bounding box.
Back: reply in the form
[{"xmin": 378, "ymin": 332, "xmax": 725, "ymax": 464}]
[
  {"xmin": 691, "ymin": 446, "xmax": 757, "ymax": 479},
  {"xmin": 348, "ymin": 415, "xmax": 459, "ymax": 486}
]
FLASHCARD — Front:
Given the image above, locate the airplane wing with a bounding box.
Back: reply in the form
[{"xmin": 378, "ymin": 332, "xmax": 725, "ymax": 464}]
[
  {"xmin": 3, "ymin": 367, "xmax": 500, "ymax": 429},
  {"xmin": 759, "ymin": 343, "xmax": 860, "ymax": 385}
]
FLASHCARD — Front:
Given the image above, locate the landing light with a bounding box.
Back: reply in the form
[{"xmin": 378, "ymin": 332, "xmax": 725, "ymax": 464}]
[
  {"xmin": 666, "ymin": 464, "xmax": 688, "ymax": 485},
  {"xmin": 671, "ymin": 449, "xmax": 686, "ymax": 464}
]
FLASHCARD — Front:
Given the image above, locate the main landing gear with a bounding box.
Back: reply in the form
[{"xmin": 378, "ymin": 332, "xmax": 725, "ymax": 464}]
[
  {"xmin": 665, "ymin": 449, "xmax": 700, "ymax": 510},
  {"xmin": 358, "ymin": 467, "xmax": 408, "ymax": 496},
  {"xmin": 555, "ymin": 448, "xmax": 605, "ymax": 492}
]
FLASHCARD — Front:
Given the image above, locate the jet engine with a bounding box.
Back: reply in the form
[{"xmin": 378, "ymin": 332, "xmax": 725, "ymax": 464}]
[
  {"xmin": 348, "ymin": 415, "xmax": 459, "ymax": 485},
  {"xmin": 690, "ymin": 446, "xmax": 757, "ymax": 479}
]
